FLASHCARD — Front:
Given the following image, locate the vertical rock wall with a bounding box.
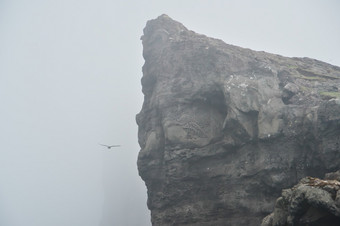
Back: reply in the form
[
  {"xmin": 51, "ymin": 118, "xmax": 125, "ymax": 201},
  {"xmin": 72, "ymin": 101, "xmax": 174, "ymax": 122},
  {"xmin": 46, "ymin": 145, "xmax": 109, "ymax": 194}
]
[{"xmin": 136, "ymin": 15, "xmax": 340, "ymax": 225}]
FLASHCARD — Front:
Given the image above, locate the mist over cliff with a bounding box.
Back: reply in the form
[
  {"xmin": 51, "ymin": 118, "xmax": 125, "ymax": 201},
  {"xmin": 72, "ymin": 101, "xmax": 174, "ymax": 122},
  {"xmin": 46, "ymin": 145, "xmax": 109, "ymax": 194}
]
[{"xmin": 136, "ymin": 15, "xmax": 340, "ymax": 225}]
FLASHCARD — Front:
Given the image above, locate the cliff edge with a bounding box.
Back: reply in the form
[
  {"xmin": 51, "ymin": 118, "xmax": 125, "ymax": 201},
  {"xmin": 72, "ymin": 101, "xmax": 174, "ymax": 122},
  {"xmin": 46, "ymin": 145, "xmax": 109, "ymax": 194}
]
[{"xmin": 136, "ymin": 15, "xmax": 340, "ymax": 225}]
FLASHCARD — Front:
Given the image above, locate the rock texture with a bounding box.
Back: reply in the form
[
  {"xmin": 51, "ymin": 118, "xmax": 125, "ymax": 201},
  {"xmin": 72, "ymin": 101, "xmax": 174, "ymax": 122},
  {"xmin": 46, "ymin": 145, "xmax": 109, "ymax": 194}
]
[
  {"xmin": 136, "ymin": 14, "xmax": 340, "ymax": 226},
  {"xmin": 261, "ymin": 171, "xmax": 340, "ymax": 226}
]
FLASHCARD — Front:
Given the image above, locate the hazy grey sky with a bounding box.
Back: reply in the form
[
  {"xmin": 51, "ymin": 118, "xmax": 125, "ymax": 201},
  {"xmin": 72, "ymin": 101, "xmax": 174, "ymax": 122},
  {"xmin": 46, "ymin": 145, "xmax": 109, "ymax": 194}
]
[{"xmin": 0, "ymin": 1, "xmax": 339, "ymax": 226}]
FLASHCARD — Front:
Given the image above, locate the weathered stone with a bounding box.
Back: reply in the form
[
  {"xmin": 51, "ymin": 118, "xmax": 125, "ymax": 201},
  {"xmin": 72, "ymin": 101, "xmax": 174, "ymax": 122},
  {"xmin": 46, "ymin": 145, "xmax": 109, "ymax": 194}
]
[
  {"xmin": 136, "ymin": 14, "xmax": 340, "ymax": 225},
  {"xmin": 261, "ymin": 174, "xmax": 340, "ymax": 226}
]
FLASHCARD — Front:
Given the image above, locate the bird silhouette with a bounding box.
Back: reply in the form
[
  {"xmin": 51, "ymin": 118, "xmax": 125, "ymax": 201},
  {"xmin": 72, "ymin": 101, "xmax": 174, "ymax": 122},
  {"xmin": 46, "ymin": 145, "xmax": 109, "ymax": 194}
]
[{"xmin": 99, "ymin": 143, "xmax": 121, "ymax": 149}]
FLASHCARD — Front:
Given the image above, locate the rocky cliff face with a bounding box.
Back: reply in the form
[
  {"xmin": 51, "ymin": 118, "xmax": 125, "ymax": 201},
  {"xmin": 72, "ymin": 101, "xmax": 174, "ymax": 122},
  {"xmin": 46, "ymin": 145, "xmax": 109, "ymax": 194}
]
[{"xmin": 136, "ymin": 14, "xmax": 340, "ymax": 226}]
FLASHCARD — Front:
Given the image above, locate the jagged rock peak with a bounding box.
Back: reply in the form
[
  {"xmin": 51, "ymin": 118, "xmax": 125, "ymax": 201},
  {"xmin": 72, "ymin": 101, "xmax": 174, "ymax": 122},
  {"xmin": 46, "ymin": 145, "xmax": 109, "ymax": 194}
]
[
  {"xmin": 137, "ymin": 15, "xmax": 340, "ymax": 226},
  {"xmin": 142, "ymin": 14, "xmax": 188, "ymax": 39}
]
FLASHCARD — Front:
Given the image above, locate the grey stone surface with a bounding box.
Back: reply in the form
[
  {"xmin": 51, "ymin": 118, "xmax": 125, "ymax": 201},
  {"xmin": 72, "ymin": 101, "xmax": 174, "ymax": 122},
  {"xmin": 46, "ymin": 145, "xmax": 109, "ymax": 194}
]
[
  {"xmin": 136, "ymin": 14, "xmax": 340, "ymax": 225},
  {"xmin": 261, "ymin": 173, "xmax": 340, "ymax": 226}
]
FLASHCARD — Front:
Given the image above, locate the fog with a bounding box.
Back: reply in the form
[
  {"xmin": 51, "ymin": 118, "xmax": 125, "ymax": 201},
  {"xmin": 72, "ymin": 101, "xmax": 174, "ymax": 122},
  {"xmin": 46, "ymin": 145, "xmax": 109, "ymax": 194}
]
[{"xmin": 0, "ymin": 1, "xmax": 339, "ymax": 226}]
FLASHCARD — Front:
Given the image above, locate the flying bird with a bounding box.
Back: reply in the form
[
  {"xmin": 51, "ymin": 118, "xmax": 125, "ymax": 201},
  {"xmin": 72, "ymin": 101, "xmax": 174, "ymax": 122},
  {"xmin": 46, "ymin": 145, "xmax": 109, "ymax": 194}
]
[{"xmin": 99, "ymin": 143, "xmax": 121, "ymax": 149}]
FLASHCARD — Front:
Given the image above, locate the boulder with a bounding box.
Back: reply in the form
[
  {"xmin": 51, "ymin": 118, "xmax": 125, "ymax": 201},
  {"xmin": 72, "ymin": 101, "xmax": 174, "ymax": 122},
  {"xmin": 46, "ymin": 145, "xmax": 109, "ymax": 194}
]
[{"xmin": 261, "ymin": 172, "xmax": 340, "ymax": 226}]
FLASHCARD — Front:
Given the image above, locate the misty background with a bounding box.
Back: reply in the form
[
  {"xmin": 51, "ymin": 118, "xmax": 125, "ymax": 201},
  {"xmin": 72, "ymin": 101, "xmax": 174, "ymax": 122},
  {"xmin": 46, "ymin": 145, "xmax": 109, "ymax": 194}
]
[{"xmin": 0, "ymin": 1, "xmax": 339, "ymax": 226}]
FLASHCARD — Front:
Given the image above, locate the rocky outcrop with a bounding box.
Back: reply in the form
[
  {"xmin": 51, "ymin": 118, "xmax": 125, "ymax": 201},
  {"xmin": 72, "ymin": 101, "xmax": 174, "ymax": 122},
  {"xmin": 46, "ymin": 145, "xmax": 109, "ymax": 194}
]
[
  {"xmin": 261, "ymin": 171, "xmax": 340, "ymax": 226},
  {"xmin": 136, "ymin": 14, "xmax": 340, "ymax": 225}
]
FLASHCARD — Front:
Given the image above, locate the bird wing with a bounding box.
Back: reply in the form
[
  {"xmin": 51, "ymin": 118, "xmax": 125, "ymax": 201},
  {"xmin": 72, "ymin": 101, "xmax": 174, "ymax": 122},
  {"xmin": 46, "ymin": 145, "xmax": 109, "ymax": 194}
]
[{"xmin": 99, "ymin": 143, "xmax": 121, "ymax": 148}]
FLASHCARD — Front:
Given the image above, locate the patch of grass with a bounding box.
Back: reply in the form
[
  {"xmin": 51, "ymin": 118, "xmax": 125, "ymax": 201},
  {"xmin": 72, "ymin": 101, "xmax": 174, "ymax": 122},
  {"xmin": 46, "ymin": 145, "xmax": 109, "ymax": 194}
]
[
  {"xmin": 297, "ymin": 68, "xmax": 339, "ymax": 80},
  {"xmin": 288, "ymin": 65, "xmax": 298, "ymax": 69},
  {"xmin": 320, "ymin": 91, "xmax": 340, "ymax": 99},
  {"xmin": 293, "ymin": 74, "xmax": 325, "ymax": 81},
  {"xmin": 299, "ymin": 85, "xmax": 310, "ymax": 93},
  {"xmin": 299, "ymin": 75, "xmax": 325, "ymax": 80}
]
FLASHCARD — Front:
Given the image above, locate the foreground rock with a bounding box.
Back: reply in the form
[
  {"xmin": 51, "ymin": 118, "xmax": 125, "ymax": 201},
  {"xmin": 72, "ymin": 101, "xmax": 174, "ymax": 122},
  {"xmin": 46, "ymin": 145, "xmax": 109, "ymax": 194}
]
[
  {"xmin": 262, "ymin": 171, "xmax": 340, "ymax": 226},
  {"xmin": 136, "ymin": 14, "xmax": 340, "ymax": 225}
]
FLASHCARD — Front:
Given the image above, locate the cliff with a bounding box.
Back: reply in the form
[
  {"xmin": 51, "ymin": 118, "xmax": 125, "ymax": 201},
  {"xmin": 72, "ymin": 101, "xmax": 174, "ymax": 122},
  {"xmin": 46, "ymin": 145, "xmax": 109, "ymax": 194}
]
[{"xmin": 136, "ymin": 14, "xmax": 340, "ymax": 226}]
